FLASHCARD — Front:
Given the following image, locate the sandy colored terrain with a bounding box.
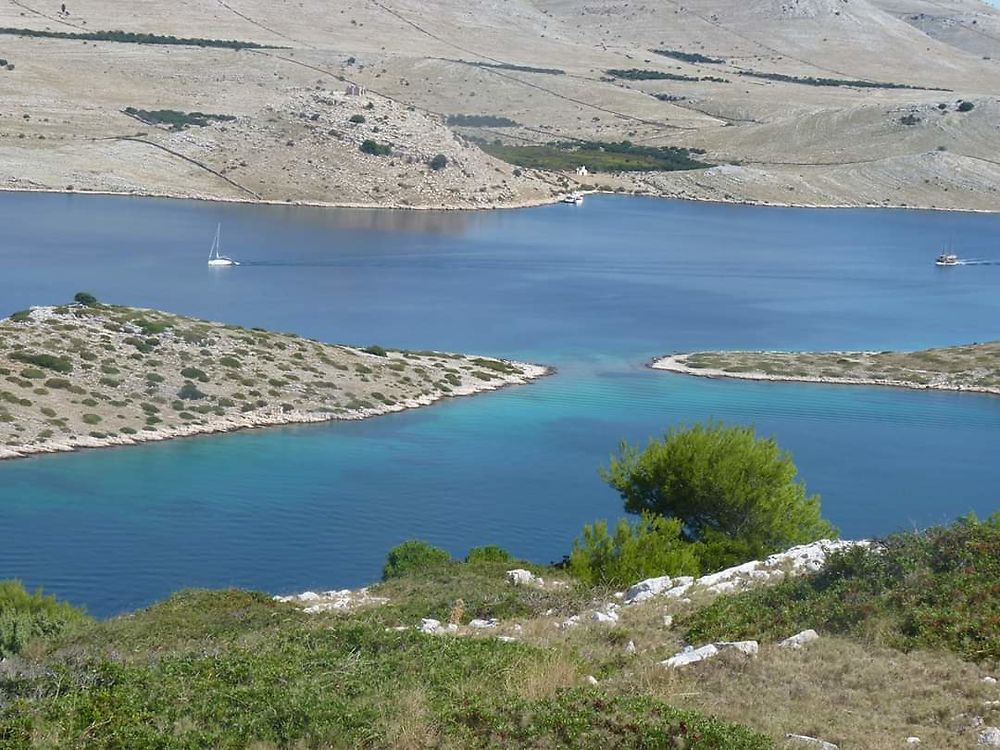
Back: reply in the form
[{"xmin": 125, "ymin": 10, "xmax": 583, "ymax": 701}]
[
  {"xmin": 0, "ymin": 302, "xmax": 548, "ymax": 459},
  {"xmin": 651, "ymin": 342, "xmax": 1000, "ymax": 395},
  {"xmin": 0, "ymin": 0, "xmax": 998, "ymax": 210}
]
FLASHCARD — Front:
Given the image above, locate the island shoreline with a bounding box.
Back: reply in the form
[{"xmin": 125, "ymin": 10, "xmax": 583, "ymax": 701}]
[
  {"xmin": 649, "ymin": 353, "xmax": 1000, "ymax": 396},
  {"xmin": 0, "ymin": 361, "xmax": 553, "ymax": 462},
  {"xmin": 2, "ymin": 184, "xmax": 999, "ymax": 216}
]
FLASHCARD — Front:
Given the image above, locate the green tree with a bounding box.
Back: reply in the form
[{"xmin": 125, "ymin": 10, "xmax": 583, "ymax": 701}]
[
  {"xmin": 567, "ymin": 513, "xmax": 701, "ymax": 586},
  {"xmin": 601, "ymin": 421, "xmax": 835, "ymax": 567},
  {"xmin": 73, "ymin": 291, "xmax": 98, "ymax": 306}
]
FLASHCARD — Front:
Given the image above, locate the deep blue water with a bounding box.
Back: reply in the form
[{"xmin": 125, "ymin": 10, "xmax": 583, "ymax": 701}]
[{"xmin": 1, "ymin": 193, "xmax": 998, "ymax": 616}]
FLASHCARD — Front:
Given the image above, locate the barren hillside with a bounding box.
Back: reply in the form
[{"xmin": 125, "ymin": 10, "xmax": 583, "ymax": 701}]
[{"xmin": 0, "ymin": 0, "xmax": 997, "ymax": 210}]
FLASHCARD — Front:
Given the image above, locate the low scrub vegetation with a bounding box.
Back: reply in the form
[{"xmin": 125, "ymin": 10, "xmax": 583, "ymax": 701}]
[
  {"xmin": 606, "ymin": 68, "xmax": 728, "ymax": 83},
  {"xmin": 681, "ymin": 514, "xmax": 999, "ymax": 662},
  {"xmin": 454, "ymin": 59, "xmax": 564, "ymax": 75},
  {"xmin": 445, "ymin": 113, "xmax": 519, "ymax": 127},
  {"xmin": 359, "ymin": 139, "xmax": 392, "ymax": 156},
  {"xmin": 0, "ymin": 581, "xmax": 89, "ymax": 658}
]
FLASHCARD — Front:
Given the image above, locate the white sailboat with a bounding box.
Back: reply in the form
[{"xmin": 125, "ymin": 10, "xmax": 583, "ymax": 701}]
[{"xmin": 207, "ymin": 224, "xmax": 239, "ymax": 266}]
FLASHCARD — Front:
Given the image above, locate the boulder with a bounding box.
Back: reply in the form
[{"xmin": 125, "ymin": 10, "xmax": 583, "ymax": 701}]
[
  {"xmin": 717, "ymin": 640, "xmax": 759, "ymax": 656},
  {"xmin": 419, "ymin": 618, "xmax": 441, "ymax": 634},
  {"xmin": 591, "ymin": 609, "xmax": 619, "ymax": 624},
  {"xmin": 780, "ymin": 629, "xmax": 820, "ymax": 649},
  {"xmin": 586, "ymin": 675, "xmax": 599, "ymax": 685},
  {"xmin": 625, "ymin": 640, "xmax": 637, "ymax": 654},
  {"xmin": 905, "ymin": 738, "xmax": 920, "ymax": 746}
]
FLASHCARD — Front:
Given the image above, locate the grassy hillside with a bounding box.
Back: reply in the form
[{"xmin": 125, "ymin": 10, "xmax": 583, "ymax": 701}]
[{"xmin": 1, "ymin": 517, "xmax": 997, "ymax": 748}]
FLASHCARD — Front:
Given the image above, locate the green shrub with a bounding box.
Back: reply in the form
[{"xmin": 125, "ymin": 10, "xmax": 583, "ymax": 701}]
[
  {"xmin": 8, "ymin": 309, "xmax": 31, "ymax": 322},
  {"xmin": 429, "ymin": 153, "xmax": 448, "ymax": 171},
  {"xmin": 180, "ymin": 366, "xmax": 209, "ymax": 382},
  {"xmin": 73, "ymin": 291, "xmax": 98, "ymax": 306},
  {"xmin": 465, "ymin": 545, "xmax": 513, "ymax": 564},
  {"xmin": 177, "ymin": 383, "xmax": 206, "ymax": 400},
  {"xmin": 349, "ymin": 113, "xmax": 366, "ymax": 123},
  {"xmin": 382, "ymin": 540, "xmax": 452, "ymax": 580},
  {"xmin": 81, "ymin": 413, "xmax": 102, "ymax": 425},
  {"xmin": 567, "ymin": 513, "xmax": 701, "ymax": 586},
  {"xmin": 680, "ymin": 514, "xmax": 1000, "ymax": 662},
  {"xmin": 957, "ymin": 100, "xmax": 975, "ymax": 112},
  {"xmin": 0, "ymin": 580, "xmax": 89, "ymax": 658},
  {"xmin": 44, "ymin": 378, "xmax": 72, "ymax": 390},
  {"xmin": 360, "ymin": 139, "xmax": 391, "ymax": 156},
  {"xmin": 19, "ymin": 368, "xmax": 44, "ymax": 379},
  {"xmin": 363, "ymin": 345, "xmax": 388, "ymax": 357}
]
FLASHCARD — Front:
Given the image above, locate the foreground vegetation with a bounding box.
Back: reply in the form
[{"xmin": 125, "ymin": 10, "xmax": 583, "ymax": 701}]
[
  {"xmin": 480, "ymin": 139, "xmax": 709, "ymax": 173},
  {"xmin": 682, "ymin": 514, "xmax": 1000, "ymax": 662},
  {"xmin": 1, "ymin": 512, "xmax": 996, "ymax": 748},
  {"xmin": 0, "ymin": 296, "xmax": 543, "ymax": 458},
  {"xmin": 653, "ymin": 342, "xmax": 1000, "ymax": 394}
]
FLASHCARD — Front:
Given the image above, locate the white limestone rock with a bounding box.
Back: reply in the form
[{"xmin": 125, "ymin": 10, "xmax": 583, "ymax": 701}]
[
  {"xmin": 786, "ymin": 735, "xmax": 839, "ymax": 750},
  {"xmin": 506, "ymin": 569, "xmax": 544, "ymax": 587},
  {"xmin": 780, "ymin": 629, "xmax": 820, "ymax": 649},
  {"xmin": 905, "ymin": 738, "xmax": 921, "ymax": 746},
  {"xmin": 984, "ymin": 676, "xmax": 998, "ymax": 684},
  {"xmin": 624, "ymin": 575, "xmax": 673, "ymax": 604},
  {"xmin": 468, "ymin": 618, "xmax": 498, "ymax": 629},
  {"xmin": 979, "ymin": 727, "xmax": 1000, "ymax": 747},
  {"xmin": 661, "ymin": 640, "xmax": 758, "ymax": 668},
  {"xmin": 625, "ymin": 640, "xmax": 637, "ymax": 654},
  {"xmin": 662, "ymin": 644, "xmax": 719, "ymax": 668},
  {"xmin": 419, "ymin": 618, "xmax": 441, "ymax": 633},
  {"xmin": 586, "ymin": 675, "xmax": 599, "ymax": 685}
]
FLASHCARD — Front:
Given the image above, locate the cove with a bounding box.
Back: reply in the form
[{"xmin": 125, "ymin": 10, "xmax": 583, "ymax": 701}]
[{"xmin": 0, "ymin": 192, "xmax": 998, "ymax": 616}]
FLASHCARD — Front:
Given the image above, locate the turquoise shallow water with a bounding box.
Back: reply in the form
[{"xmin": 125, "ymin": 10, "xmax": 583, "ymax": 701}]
[{"xmin": 0, "ymin": 193, "xmax": 998, "ymax": 616}]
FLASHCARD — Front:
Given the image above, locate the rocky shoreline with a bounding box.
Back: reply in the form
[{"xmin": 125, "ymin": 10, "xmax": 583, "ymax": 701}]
[{"xmin": 650, "ymin": 353, "xmax": 1000, "ymax": 396}]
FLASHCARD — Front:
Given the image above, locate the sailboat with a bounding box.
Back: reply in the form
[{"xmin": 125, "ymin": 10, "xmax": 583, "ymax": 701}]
[{"xmin": 207, "ymin": 224, "xmax": 239, "ymax": 267}]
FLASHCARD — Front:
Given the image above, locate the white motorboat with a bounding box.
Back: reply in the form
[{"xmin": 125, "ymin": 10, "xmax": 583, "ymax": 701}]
[
  {"xmin": 562, "ymin": 192, "xmax": 584, "ymax": 205},
  {"xmin": 935, "ymin": 253, "xmax": 958, "ymax": 266},
  {"xmin": 207, "ymin": 224, "xmax": 239, "ymax": 266}
]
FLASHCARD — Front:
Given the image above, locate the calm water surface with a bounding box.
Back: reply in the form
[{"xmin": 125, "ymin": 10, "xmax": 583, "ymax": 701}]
[{"xmin": 1, "ymin": 193, "xmax": 998, "ymax": 616}]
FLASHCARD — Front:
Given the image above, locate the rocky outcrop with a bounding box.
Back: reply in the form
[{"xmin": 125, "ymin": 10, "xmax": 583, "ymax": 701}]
[
  {"xmin": 661, "ymin": 640, "xmax": 759, "ymax": 668},
  {"xmin": 624, "ymin": 540, "xmax": 869, "ymax": 605}
]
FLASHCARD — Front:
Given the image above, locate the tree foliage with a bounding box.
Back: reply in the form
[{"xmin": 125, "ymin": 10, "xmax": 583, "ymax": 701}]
[
  {"xmin": 601, "ymin": 421, "xmax": 835, "ymax": 567},
  {"xmin": 567, "ymin": 513, "xmax": 701, "ymax": 586}
]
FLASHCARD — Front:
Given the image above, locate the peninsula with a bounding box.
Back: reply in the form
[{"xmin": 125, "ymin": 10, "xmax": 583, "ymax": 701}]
[
  {"xmin": 0, "ymin": 298, "xmax": 547, "ymax": 459},
  {"xmin": 651, "ymin": 342, "xmax": 1000, "ymax": 395}
]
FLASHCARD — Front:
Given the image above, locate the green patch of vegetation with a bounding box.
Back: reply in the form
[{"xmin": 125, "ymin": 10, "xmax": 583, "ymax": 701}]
[
  {"xmin": 382, "ymin": 540, "xmax": 452, "ymax": 580},
  {"xmin": 651, "ymin": 48, "xmax": 725, "ymax": 64},
  {"xmin": 124, "ymin": 107, "xmax": 237, "ymax": 131},
  {"xmin": 737, "ymin": 69, "xmax": 947, "ymax": 91},
  {"xmin": 359, "ymin": 139, "xmax": 392, "ymax": 156},
  {"xmin": 363, "ymin": 345, "xmax": 388, "ymax": 357},
  {"xmin": 445, "ymin": 113, "xmax": 519, "ymax": 127},
  {"xmin": 681, "ymin": 514, "xmax": 1000, "ymax": 662},
  {"xmin": 481, "ymin": 139, "xmax": 708, "ymax": 173},
  {"xmin": 177, "ymin": 383, "xmax": 207, "ymax": 401},
  {"xmin": 454, "ymin": 59, "xmax": 565, "ymax": 75},
  {"xmin": 0, "ymin": 26, "xmax": 270, "ymax": 49},
  {"xmin": 9, "ymin": 351, "xmax": 72, "ymax": 374},
  {"xmin": 0, "ymin": 580, "xmax": 90, "ymax": 658},
  {"xmin": 606, "ymin": 68, "xmax": 727, "ymax": 83},
  {"xmin": 8, "ymin": 309, "xmax": 31, "ymax": 323}
]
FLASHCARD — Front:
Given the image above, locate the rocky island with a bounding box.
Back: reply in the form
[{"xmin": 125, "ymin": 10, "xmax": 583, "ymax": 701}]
[
  {"xmin": 652, "ymin": 342, "xmax": 1000, "ymax": 396},
  {"xmin": 0, "ymin": 297, "xmax": 547, "ymax": 459}
]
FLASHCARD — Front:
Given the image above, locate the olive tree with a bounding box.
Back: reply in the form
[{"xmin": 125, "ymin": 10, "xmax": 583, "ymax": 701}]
[{"xmin": 601, "ymin": 421, "xmax": 836, "ymax": 569}]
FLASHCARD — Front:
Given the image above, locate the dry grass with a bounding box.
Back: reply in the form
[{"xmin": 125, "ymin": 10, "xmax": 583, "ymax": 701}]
[{"xmin": 382, "ymin": 687, "xmax": 441, "ymax": 750}]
